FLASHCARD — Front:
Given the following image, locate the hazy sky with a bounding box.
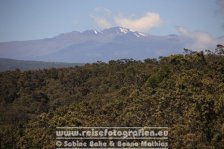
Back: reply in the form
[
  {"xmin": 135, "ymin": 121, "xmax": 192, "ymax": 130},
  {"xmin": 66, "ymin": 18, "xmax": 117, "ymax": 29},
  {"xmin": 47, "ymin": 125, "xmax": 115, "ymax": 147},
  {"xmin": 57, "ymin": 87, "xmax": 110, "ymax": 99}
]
[{"xmin": 0, "ymin": 0, "xmax": 223, "ymax": 42}]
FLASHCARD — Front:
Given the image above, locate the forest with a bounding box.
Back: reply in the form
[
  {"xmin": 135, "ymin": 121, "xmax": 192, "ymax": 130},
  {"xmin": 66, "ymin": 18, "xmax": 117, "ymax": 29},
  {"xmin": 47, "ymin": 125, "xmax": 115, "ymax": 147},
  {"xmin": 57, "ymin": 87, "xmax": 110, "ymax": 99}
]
[{"xmin": 0, "ymin": 46, "xmax": 224, "ymax": 148}]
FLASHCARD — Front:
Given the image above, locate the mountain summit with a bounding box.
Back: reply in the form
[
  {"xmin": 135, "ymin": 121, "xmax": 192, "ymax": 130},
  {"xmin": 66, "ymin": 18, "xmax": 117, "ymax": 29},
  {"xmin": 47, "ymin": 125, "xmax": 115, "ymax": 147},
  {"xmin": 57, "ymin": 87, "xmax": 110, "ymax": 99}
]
[
  {"xmin": 102, "ymin": 27, "xmax": 146, "ymax": 37},
  {"xmin": 0, "ymin": 27, "xmax": 184, "ymax": 63}
]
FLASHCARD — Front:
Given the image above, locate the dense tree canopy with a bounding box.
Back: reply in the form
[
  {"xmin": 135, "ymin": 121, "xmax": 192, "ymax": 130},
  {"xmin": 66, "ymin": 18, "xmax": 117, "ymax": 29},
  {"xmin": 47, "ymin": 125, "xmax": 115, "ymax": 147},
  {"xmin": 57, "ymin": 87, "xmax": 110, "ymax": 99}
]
[{"xmin": 0, "ymin": 49, "xmax": 224, "ymax": 148}]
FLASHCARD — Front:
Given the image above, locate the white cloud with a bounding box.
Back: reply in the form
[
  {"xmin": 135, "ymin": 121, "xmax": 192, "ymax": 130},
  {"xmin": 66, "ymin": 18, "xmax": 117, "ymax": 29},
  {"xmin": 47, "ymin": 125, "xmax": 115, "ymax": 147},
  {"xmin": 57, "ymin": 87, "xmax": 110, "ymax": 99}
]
[
  {"xmin": 90, "ymin": 7, "xmax": 112, "ymax": 29},
  {"xmin": 91, "ymin": 8, "xmax": 162, "ymax": 31},
  {"xmin": 177, "ymin": 26, "xmax": 223, "ymax": 50},
  {"xmin": 114, "ymin": 12, "xmax": 162, "ymax": 32},
  {"xmin": 91, "ymin": 16, "xmax": 111, "ymax": 28}
]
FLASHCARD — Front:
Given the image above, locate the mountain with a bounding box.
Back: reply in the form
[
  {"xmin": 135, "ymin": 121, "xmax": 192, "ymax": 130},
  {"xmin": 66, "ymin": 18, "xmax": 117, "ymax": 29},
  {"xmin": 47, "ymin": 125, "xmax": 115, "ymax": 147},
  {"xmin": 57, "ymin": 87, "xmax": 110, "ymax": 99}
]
[
  {"xmin": 0, "ymin": 58, "xmax": 83, "ymax": 72},
  {"xmin": 0, "ymin": 27, "xmax": 186, "ymax": 63}
]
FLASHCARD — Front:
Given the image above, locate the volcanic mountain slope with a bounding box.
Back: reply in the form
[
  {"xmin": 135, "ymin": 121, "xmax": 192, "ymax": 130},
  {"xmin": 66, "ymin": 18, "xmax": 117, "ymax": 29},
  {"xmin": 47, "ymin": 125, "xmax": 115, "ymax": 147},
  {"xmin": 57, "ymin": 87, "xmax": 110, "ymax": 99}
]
[{"xmin": 0, "ymin": 27, "xmax": 184, "ymax": 63}]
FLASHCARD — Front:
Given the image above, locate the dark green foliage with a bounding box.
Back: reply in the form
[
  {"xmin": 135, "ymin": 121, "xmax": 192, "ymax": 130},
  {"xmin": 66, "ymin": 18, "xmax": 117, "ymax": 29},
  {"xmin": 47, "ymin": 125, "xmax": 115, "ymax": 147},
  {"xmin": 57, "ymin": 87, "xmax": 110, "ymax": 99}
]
[{"xmin": 0, "ymin": 50, "xmax": 224, "ymax": 148}]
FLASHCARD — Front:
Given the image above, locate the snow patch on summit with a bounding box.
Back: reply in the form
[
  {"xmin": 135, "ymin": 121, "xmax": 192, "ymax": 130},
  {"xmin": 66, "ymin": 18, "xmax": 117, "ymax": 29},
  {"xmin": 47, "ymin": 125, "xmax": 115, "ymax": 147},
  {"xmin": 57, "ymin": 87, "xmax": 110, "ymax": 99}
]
[
  {"xmin": 134, "ymin": 32, "xmax": 146, "ymax": 37},
  {"xmin": 118, "ymin": 27, "xmax": 146, "ymax": 37},
  {"xmin": 94, "ymin": 30, "xmax": 98, "ymax": 34},
  {"xmin": 119, "ymin": 27, "xmax": 129, "ymax": 34},
  {"xmin": 93, "ymin": 30, "xmax": 103, "ymax": 34}
]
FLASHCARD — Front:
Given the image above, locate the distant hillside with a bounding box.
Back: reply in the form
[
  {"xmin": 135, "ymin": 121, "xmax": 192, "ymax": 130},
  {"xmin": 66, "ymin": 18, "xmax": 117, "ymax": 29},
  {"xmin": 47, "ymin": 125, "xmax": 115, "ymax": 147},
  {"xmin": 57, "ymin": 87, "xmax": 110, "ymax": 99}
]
[{"xmin": 0, "ymin": 58, "xmax": 84, "ymax": 72}]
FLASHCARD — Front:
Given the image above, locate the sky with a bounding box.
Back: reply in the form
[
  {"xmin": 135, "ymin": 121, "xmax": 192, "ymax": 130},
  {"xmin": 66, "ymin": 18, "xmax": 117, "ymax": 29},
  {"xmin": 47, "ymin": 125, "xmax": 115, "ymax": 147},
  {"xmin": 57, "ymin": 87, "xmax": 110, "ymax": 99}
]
[{"xmin": 0, "ymin": 0, "xmax": 223, "ymax": 42}]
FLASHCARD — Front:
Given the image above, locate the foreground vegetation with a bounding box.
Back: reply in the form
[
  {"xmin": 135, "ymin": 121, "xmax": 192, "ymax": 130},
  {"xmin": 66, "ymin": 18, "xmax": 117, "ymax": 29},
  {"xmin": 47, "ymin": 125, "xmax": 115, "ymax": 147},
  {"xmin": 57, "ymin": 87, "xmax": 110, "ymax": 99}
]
[{"xmin": 0, "ymin": 47, "xmax": 224, "ymax": 148}]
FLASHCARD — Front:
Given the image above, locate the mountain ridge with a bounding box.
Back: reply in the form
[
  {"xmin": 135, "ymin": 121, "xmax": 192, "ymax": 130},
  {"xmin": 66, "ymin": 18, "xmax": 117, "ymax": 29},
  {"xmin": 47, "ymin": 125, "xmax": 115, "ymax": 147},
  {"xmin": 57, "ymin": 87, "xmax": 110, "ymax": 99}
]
[{"xmin": 0, "ymin": 26, "xmax": 216, "ymax": 63}]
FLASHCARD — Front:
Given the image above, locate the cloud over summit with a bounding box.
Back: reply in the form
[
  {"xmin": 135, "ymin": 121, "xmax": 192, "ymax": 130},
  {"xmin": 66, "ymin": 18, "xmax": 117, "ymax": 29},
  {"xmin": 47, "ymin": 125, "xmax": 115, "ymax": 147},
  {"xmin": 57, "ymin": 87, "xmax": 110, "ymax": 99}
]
[
  {"xmin": 91, "ymin": 9, "xmax": 162, "ymax": 32},
  {"xmin": 91, "ymin": 16, "xmax": 111, "ymax": 28},
  {"xmin": 115, "ymin": 12, "xmax": 162, "ymax": 31}
]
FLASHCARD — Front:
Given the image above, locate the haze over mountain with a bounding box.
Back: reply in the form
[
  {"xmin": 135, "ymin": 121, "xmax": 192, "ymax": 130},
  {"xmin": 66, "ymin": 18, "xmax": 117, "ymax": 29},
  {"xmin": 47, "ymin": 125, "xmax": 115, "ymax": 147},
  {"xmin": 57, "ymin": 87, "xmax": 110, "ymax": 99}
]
[{"xmin": 0, "ymin": 27, "xmax": 222, "ymax": 63}]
